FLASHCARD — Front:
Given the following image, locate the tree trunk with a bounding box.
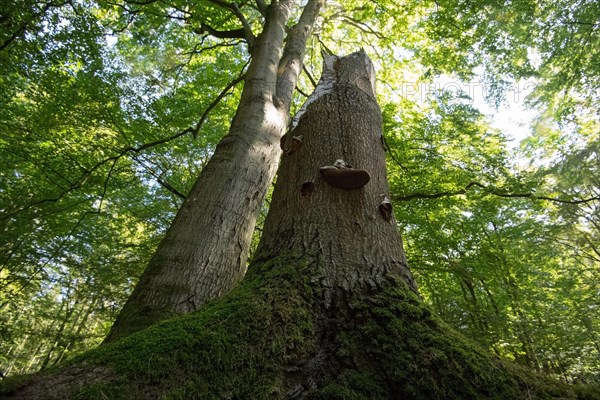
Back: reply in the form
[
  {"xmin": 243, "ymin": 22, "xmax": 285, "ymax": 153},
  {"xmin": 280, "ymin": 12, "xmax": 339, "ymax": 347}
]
[
  {"xmin": 104, "ymin": 0, "xmax": 323, "ymax": 342},
  {"xmin": 253, "ymin": 50, "xmax": 417, "ymax": 296},
  {"xmin": 239, "ymin": 50, "xmax": 423, "ymax": 393}
]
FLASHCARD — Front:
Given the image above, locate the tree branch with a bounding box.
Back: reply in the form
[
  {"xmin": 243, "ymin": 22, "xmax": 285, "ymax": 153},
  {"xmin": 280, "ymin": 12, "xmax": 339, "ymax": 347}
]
[
  {"xmin": 341, "ymin": 15, "xmax": 386, "ymax": 40},
  {"xmin": 295, "ymin": 86, "xmax": 310, "ymax": 98},
  {"xmin": 275, "ymin": 0, "xmax": 324, "ymax": 109},
  {"xmin": 156, "ymin": 177, "xmax": 186, "ymax": 199},
  {"xmin": 205, "ymin": 0, "xmax": 255, "ymax": 44},
  {"xmin": 394, "ymin": 181, "xmax": 600, "ymax": 205},
  {"xmin": 0, "ymin": 70, "xmax": 246, "ymax": 221},
  {"xmin": 302, "ymin": 64, "xmax": 318, "ymax": 88},
  {"xmin": 382, "ymin": 134, "xmax": 407, "ymax": 171},
  {"xmin": 131, "ymin": 154, "xmax": 187, "ymax": 199},
  {"xmin": 193, "ymin": 23, "xmax": 248, "ymax": 40}
]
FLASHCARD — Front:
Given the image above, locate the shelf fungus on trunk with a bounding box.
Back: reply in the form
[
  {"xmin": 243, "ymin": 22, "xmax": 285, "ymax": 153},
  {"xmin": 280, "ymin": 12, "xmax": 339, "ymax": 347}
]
[
  {"xmin": 288, "ymin": 135, "xmax": 303, "ymax": 155},
  {"xmin": 379, "ymin": 195, "xmax": 393, "ymax": 222},
  {"xmin": 280, "ymin": 134, "xmax": 304, "ymax": 155},
  {"xmin": 319, "ymin": 159, "xmax": 371, "ymax": 190}
]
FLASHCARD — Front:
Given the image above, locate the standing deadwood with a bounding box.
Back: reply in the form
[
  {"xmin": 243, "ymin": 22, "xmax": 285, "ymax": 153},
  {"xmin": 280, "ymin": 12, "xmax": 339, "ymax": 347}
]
[
  {"xmin": 253, "ymin": 50, "xmax": 418, "ymax": 298},
  {"xmin": 104, "ymin": 0, "xmax": 324, "ymax": 342}
]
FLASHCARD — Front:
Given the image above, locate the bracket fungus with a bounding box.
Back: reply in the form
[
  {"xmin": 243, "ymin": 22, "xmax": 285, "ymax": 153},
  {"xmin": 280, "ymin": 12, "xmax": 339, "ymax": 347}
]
[
  {"xmin": 287, "ymin": 136, "xmax": 303, "ymax": 155},
  {"xmin": 379, "ymin": 195, "xmax": 393, "ymax": 222},
  {"xmin": 320, "ymin": 159, "xmax": 370, "ymax": 190},
  {"xmin": 280, "ymin": 134, "xmax": 303, "ymax": 155}
]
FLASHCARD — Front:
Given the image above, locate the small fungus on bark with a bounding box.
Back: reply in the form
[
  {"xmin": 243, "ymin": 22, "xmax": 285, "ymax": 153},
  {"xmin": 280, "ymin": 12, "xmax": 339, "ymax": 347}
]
[
  {"xmin": 286, "ymin": 135, "xmax": 303, "ymax": 155},
  {"xmin": 379, "ymin": 195, "xmax": 393, "ymax": 222},
  {"xmin": 319, "ymin": 159, "xmax": 370, "ymax": 190},
  {"xmin": 280, "ymin": 134, "xmax": 303, "ymax": 155},
  {"xmin": 279, "ymin": 134, "xmax": 287, "ymax": 150}
]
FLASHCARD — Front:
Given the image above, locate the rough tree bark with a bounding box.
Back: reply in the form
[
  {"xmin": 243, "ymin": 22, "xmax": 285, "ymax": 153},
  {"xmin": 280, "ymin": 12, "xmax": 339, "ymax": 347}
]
[
  {"xmin": 248, "ymin": 50, "xmax": 423, "ymax": 393},
  {"xmin": 253, "ymin": 50, "xmax": 417, "ymax": 297},
  {"xmin": 104, "ymin": 0, "xmax": 323, "ymax": 342}
]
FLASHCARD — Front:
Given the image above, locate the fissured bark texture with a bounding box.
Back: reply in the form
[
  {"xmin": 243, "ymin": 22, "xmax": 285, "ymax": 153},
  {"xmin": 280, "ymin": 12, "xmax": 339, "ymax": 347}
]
[{"xmin": 254, "ymin": 50, "xmax": 418, "ymax": 298}]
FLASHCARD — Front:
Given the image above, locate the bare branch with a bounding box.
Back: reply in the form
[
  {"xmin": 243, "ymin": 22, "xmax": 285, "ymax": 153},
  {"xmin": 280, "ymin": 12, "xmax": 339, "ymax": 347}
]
[
  {"xmin": 156, "ymin": 178, "xmax": 187, "ymax": 199},
  {"xmin": 131, "ymin": 154, "xmax": 187, "ymax": 199},
  {"xmin": 302, "ymin": 64, "xmax": 318, "ymax": 88},
  {"xmin": 382, "ymin": 134, "xmax": 407, "ymax": 171},
  {"xmin": 295, "ymin": 86, "xmax": 310, "ymax": 98},
  {"xmin": 394, "ymin": 188, "xmax": 467, "ymax": 202},
  {"xmin": 316, "ymin": 36, "xmax": 334, "ymax": 56},
  {"xmin": 394, "ymin": 181, "xmax": 600, "ymax": 205},
  {"xmin": 193, "ymin": 23, "xmax": 248, "ymax": 40},
  {"xmin": 205, "ymin": 0, "xmax": 255, "ymax": 43},
  {"xmin": 341, "ymin": 16, "xmax": 386, "ymax": 40},
  {"xmin": 180, "ymin": 39, "xmax": 242, "ymax": 57}
]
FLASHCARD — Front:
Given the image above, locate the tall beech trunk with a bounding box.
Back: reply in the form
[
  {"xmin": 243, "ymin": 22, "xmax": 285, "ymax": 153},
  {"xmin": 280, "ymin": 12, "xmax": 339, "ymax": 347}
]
[
  {"xmin": 104, "ymin": 0, "xmax": 323, "ymax": 342},
  {"xmin": 253, "ymin": 50, "xmax": 417, "ymax": 296}
]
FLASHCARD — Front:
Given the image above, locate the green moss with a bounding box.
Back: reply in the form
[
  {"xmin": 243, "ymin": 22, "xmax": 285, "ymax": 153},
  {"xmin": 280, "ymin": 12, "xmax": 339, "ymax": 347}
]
[
  {"xmin": 4, "ymin": 257, "xmax": 598, "ymax": 399},
  {"xmin": 306, "ymin": 278, "xmax": 600, "ymax": 399},
  {"xmin": 81, "ymin": 255, "xmax": 319, "ymax": 399},
  {"xmin": 75, "ymin": 383, "xmax": 128, "ymax": 400},
  {"xmin": 306, "ymin": 371, "xmax": 387, "ymax": 400}
]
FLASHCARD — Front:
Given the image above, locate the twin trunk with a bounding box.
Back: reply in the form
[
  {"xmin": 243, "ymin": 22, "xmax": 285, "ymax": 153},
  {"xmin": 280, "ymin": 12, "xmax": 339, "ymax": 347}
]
[
  {"xmin": 107, "ymin": 48, "xmax": 416, "ymax": 342},
  {"xmin": 104, "ymin": 0, "xmax": 323, "ymax": 342}
]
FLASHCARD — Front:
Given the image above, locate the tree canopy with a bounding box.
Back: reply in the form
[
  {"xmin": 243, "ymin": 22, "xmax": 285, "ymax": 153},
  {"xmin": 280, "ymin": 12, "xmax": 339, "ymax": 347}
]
[{"xmin": 0, "ymin": 0, "xmax": 599, "ymax": 386}]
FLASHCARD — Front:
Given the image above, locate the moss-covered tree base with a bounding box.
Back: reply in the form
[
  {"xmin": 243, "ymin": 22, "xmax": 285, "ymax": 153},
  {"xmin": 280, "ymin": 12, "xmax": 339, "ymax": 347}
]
[{"xmin": 3, "ymin": 257, "xmax": 599, "ymax": 399}]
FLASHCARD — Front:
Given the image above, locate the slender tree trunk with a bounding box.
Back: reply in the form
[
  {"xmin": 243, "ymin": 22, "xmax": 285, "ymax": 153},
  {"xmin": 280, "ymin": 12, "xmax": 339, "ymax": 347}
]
[
  {"xmin": 52, "ymin": 298, "xmax": 97, "ymax": 367},
  {"xmin": 104, "ymin": 0, "xmax": 323, "ymax": 342},
  {"xmin": 39, "ymin": 291, "xmax": 80, "ymax": 371}
]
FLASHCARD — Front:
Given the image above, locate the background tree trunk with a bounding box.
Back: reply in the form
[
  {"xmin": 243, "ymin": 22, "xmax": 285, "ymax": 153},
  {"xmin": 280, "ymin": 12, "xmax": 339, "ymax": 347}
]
[{"xmin": 104, "ymin": 0, "xmax": 322, "ymax": 342}]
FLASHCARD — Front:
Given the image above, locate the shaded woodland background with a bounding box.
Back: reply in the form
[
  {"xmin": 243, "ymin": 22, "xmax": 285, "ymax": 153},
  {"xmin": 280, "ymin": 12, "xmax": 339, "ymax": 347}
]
[{"xmin": 0, "ymin": 0, "xmax": 598, "ymax": 385}]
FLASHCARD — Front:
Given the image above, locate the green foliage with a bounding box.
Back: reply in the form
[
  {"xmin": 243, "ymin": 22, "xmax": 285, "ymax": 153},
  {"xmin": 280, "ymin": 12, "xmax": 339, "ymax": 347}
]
[
  {"xmin": 383, "ymin": 90, "xmax": 600, "ymax": 383},
  {"xmin": 384, "ymin": 91, "xmax": 600, "ymax": 382},
  {"xmin": 415, "ymin": 0, "xmax": 599, "ymax": 107},
  {"xmin": 0, "ymin": 0, "xmax": 243, "ymax": 375},
  {"xmin": 1, "ymin": 0, "xmax": 598, "ymax": 390}
]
